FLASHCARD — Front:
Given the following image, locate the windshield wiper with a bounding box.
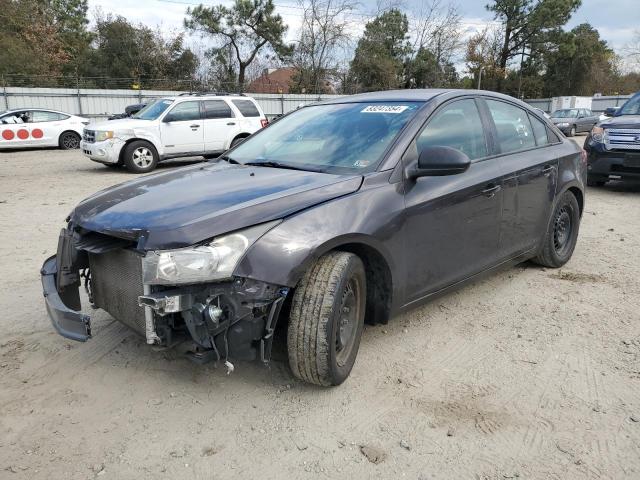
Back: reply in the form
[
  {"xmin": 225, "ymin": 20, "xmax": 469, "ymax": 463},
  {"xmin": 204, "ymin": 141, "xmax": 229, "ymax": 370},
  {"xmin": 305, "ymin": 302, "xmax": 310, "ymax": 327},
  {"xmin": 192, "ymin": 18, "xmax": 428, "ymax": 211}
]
[
  {"xmin": 210, "ymin": 154, "xmax": 240, "ymax": 164},
  {"xmin": 244, "ymin": 160, "xmax": 317, "ymax": 172}
]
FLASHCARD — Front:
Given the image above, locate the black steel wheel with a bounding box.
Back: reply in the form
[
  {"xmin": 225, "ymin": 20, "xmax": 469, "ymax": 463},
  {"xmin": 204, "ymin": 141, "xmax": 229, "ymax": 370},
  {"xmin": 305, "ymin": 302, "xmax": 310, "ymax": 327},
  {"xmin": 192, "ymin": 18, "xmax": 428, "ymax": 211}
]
[
  {"xmin": 59, "ymin": 131, "xmax": 81, "ymax": 150},
  {"xmin": 288, "ymin": 251, "xmax": 366, "ymax": 386},
  {"xmin": 533, "ymin": 190, "xmax": 581, "ymax": 268}
]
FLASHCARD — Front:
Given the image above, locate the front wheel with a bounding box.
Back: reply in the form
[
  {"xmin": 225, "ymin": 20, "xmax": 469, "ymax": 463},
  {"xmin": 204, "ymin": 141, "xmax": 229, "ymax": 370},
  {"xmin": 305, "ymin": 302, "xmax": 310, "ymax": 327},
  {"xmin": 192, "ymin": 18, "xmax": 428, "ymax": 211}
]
[
  {"xmin": 59, "ymin": 131, "xmax": 81, "ymax": 150},
  {"xmin": 533, "ymin": 191, "xmax": 581, "ymax": 268},
  {"xmin": 288, "ymin": 252, "xmax": 366, "ymax": 386},
  {"xmin": 123, "ymin": 140, "xmax": 158, "ymax": 173},
  {"xmin": 568, "ymin": 126, "xmax": 576, "ymax": 137}
]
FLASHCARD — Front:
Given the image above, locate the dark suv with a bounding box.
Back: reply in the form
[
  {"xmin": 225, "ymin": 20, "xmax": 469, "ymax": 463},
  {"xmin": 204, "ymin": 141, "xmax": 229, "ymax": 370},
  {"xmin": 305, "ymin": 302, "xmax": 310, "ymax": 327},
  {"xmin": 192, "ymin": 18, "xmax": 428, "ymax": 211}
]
[
  {"xmin": 584, "ymin": 91, "xmax": 640, "ymax": 186},
  {"xmin": 41, "ymin": 90, "xmax": 586, "ymax": 386}
]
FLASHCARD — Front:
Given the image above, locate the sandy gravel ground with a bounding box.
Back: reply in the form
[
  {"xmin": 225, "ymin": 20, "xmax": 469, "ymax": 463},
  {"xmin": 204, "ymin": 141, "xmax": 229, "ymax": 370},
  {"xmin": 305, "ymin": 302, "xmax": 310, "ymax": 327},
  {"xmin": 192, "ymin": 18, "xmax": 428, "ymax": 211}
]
[{"xmin": 1, "ymin": 139, "xmax": 639, "ymax": 480}]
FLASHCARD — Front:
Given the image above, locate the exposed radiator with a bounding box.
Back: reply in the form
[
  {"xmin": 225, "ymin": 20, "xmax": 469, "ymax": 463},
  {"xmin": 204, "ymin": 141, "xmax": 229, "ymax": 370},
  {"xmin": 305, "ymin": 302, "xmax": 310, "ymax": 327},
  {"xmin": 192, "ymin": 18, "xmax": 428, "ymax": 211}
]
[{"xmin": 89, "ymin": 248, "xmax": 146, "ymax": 335}]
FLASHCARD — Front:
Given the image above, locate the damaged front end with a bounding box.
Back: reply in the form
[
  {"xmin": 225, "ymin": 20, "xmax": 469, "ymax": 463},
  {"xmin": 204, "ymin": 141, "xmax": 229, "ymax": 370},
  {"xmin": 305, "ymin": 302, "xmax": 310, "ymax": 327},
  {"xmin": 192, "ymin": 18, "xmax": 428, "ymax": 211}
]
[{"xmin": 41, "ymin": 223, "xmax": 289, "ymax": 365}]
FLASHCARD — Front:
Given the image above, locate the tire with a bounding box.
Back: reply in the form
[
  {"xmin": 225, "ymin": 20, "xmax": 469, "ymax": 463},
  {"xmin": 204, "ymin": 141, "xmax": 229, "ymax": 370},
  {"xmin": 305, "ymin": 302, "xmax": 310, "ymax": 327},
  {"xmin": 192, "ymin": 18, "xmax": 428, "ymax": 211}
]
[
  {"xmin": 568, "ymin": 126, "xmax": 576, "ymax": 137},
  {"xmin": 533, "ymin": 191, "xmax": 581, "ymax": 268},
  {"xmin": 59, "ymin": 131, "xmax": 81, "ymax": 150},
  {"xmin": 288, "ymin": 251, "xmax": 366, "ymax": 386},
  {"xmin": 230, "ymin": 136, "xmax": 246, "ymax": 148},
  {"xmin": 123, "ymin": 140, "xmax": 158, "ymax": 173},
  {"xmin": 587, "ymin": 177, "xmax": 606, "ymax": 187}
]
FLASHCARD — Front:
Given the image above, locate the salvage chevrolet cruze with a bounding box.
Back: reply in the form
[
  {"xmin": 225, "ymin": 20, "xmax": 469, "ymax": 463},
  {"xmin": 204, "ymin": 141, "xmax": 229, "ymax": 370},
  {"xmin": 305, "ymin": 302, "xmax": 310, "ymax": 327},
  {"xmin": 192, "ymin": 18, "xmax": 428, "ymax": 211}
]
[{"xmin": 41, "ymin": 90, "xmax": 586, "ymax": 386}]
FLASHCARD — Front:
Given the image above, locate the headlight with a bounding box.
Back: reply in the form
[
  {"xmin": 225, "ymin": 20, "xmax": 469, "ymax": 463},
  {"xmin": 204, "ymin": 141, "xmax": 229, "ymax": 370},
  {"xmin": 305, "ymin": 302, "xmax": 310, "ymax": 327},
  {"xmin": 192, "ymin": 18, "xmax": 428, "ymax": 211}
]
[
  {"xmin": 556, "ymin": 122, "xmax": 570, "ymax": 127},
  {"xmin": 95, "ymin": 131, "xmax": 114, "ymax": 142},
  {"xmin": 142, "ymin": 221, "xmax": 280, "ymax": 285},
  {"xmin": 591, "ymin": 126, "xmax": 606, "ymax": 143}
]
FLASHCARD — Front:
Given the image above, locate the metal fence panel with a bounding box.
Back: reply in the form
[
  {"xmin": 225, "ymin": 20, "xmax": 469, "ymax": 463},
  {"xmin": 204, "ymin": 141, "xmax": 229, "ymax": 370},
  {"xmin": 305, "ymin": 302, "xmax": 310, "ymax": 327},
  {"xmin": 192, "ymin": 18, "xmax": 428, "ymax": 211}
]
[{"xmin": 1, "ymin": 87, "xmax": 634, "ymax": 118}]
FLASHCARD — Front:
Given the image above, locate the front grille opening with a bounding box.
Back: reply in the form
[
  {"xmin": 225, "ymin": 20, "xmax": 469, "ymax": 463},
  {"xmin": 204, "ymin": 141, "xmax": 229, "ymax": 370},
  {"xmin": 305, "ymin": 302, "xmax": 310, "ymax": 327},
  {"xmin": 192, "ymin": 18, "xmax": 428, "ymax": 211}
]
[{"xmin": 89, "ymin": 249, "xmax": 146, "ymax": 335}]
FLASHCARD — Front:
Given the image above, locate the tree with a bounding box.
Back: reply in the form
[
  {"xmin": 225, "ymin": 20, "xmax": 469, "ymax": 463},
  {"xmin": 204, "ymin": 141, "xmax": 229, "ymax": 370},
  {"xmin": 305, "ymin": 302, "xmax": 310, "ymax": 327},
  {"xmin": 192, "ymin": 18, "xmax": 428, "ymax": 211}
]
[
  {"xmin": 486, "ymin": 0, "xmax": 581, "ymax": 89},
  {"xmin": 0, "ymin": 0, "xmax": 75, "ymax": 78},
  {"xmin": 464, "ymin": 26, "xmax": 504, "ymax": 91},
  {"xmin": 185, "ymin": 0, "xmax": 292, "ymax": 89},
  {"xmin": 542, "ymin": 23, "xmax": 617, "ymax": 96},
  {"xmin": 290, "ymin": 0, "xmax": 354, "ymax": 94},
  {"xmin": 85, "ymin": 14, "xmax": 198, "ymax": 87},
  {"xmin": 349, "ymin": 9, "xmax": 411, "ymax": 91}
]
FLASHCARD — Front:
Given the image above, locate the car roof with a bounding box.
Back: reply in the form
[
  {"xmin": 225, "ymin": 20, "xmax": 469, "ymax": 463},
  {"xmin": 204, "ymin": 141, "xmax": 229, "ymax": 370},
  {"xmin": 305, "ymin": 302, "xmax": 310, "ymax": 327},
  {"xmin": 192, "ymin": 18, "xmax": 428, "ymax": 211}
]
[
  {"xmin": 316, "ymin": 89, "xmax": 534, "ymax": 106},
  {"xmin": 167, "ymin": 94, "xmax": 257, "ymax": 101},
  {"xmin": 3, "ymin": 108, "xmax": 73, "ymax": 115}
]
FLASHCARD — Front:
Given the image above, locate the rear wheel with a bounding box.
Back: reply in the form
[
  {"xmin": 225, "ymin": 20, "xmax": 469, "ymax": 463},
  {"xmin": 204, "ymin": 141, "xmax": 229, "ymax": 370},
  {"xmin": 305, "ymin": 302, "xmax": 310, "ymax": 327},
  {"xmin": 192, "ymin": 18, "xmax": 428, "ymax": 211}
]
[
  {"xmin": 123, "ymin": 140, "xmax": 158, "ymax": 173},
  {"xmin": 533, "ymin": 191, "xmax": 581, "ymax": 268},
  {"xmin": 288, "ymin": 251, "xmax": 366, "ymax": 386},
  {"xmin": 568, "ymin": 126, "xmax": 576, "ymax": 137},
  {"xmin": 59, "ymin": 131, "xmax": 80, "ymax": 150}
]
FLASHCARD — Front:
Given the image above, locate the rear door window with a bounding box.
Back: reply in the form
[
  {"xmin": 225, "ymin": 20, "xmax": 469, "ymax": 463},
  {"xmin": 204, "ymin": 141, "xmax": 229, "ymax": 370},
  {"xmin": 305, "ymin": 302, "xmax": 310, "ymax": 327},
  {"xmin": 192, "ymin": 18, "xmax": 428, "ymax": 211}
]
[
  {"xmin": 528, "ymin": 114, "xmax": 549, "ymax": 146},
  {"xmin": 416, "ymin": 99, "xmax": 488, "ymax": 160},
  {"xmin": 232, "ymin": 99, "xmax": 260, "ymax": 117},
  {"xmin": 32, "ymin": 111, "xmax": 68, "ymax": 122},
  {"xmin": 485, "ymin": 100, "xmax": 536, "ymax": 154},
  {"xmin": 203, "ymin": 100, "xmax": 233, "ymax": 119}
]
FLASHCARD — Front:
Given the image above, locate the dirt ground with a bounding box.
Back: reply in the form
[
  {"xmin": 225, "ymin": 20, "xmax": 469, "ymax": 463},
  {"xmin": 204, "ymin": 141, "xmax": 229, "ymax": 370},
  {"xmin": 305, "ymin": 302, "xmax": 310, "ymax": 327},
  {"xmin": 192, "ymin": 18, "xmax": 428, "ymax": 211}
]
[{"xmin": 1, "ymin": 137, "xmax": 639, "ymax": 480}]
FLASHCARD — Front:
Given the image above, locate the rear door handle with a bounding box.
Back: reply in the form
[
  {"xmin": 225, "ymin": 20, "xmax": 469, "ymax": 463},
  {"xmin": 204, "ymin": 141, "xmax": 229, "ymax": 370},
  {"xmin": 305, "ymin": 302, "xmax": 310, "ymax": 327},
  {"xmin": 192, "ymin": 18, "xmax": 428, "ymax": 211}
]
[
  {"xmin": 190, "ymin": 124, "xmax": 200, "ymax": 128},
  {"xmin": 481, "ymin": 184, "xmax": 501, "ymax": 197},
  {"xmin": 542, "ymin": 165, "xmax": 554, "ymax": 176},
  {"xmin": 227, "ymin": 122, "xmax": 236, "ymax": 126}
]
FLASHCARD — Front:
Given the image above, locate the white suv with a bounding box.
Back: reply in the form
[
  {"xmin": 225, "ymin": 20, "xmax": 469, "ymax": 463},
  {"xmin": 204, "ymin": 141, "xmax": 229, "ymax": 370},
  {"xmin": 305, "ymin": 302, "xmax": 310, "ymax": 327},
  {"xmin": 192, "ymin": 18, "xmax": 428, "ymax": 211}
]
[{"xmin": 80, "ymin": 93, "xmax": 268, "ymax": 173}]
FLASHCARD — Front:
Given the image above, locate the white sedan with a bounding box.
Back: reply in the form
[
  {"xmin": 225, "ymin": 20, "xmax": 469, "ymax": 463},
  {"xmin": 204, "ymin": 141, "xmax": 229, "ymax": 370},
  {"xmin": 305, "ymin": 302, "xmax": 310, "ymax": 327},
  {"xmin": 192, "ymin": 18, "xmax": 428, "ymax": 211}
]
[{"xmin": 0, "ymin": 109, "xmax": 89, "ymax": 150}]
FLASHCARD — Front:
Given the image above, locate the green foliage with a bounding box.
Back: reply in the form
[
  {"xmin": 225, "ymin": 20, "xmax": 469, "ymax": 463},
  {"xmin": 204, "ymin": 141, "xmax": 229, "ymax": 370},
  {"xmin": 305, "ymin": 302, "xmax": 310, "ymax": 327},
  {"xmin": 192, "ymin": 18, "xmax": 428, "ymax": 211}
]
[
  {"xmin": 542, "ymin": 23, "xmax": 617, "ymax": 95},
  {"xmin": 185, "ymin": 0, "xmax": 292, "ymax": 88},
  {"xmin": 350, "ymin": 9, "xmax": 412, "ymax": 91},
  {"xmin": 81, "ymin": 15, "xmax": 198, "ymax": 86}
]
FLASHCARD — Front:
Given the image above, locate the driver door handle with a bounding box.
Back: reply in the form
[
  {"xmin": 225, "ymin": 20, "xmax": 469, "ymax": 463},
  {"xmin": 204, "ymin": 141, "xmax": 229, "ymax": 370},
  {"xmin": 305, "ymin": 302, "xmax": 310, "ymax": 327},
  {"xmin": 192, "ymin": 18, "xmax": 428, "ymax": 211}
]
[
  {"xmin": 190, "ymin": 124, "xmax": 200, "ymax": 128},
  {"xmin": 227, "ymin": 122, "xmax": 236, "ymax": 126},
  {"xmin": 542, "ymin": 165, "xmax": 555, "ymax": 176},
  {"xmin": 481, "ymin": 184, "xmax": 501, "ymax": 198}
]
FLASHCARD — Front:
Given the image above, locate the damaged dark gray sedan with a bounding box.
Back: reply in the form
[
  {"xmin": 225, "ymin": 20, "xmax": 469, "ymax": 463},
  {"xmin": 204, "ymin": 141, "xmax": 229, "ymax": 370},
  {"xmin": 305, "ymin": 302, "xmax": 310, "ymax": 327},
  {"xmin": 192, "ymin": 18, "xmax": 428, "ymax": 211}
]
[{"xmin": 41, "ymin": 90, "xmax": 586, "ymax": 386}]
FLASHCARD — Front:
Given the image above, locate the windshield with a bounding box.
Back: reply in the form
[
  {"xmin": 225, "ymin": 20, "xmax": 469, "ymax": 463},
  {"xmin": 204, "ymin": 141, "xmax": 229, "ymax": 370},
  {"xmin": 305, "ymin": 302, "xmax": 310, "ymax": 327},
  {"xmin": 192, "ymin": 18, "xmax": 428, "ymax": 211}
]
[
  {"xmin": 617, "ymin": 93, "xmax": 640, "ymax": 116},
  {"xmin": 227, "ymin": 102, "xmax": 424, "ymax": 174},
  {"xmin": 133, "ymin": 99, "xmax": 173, "ymax": 120},
  {"xmin": 552, "ymin": 109, "xmax": 579, "ymax": 118}
]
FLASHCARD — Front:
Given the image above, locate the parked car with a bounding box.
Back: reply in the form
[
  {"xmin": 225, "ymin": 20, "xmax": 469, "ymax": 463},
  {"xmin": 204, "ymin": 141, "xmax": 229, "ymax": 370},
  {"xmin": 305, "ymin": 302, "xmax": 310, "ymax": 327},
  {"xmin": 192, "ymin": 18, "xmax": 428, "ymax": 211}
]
[
  {"xmin": 584, "ymin": 91, "xmax": 640, "ymax": 186},
  {"xmin": 0, "ymin": 108, "xmax": 88, "ymax": 149},
  {"xmin": 550, "ymin": 108, "xmax": 599, "ymax": 136},
  {"xmin": 42, "ymin": 89, "xmax": 585, "ymax": 386},
  {"xmin": 80, "ymin": 93, "xmax": 268, "ymax": 173},
  {"xmin": 108, "ymin": 103, "xmax": 147, "ymax": 120}
]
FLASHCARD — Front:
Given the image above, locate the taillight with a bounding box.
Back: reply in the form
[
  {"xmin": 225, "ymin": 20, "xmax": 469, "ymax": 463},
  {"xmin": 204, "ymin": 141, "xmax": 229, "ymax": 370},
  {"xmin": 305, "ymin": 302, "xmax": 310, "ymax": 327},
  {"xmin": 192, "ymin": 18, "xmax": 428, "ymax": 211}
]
[{"xmin": 260, "ymin": 118, "xmax": 269, "ymax": 128}]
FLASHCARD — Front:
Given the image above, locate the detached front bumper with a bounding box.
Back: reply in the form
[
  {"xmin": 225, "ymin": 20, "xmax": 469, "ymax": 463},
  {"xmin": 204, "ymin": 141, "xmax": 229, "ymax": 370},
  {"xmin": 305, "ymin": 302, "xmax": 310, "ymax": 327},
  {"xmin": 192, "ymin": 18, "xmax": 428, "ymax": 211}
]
[
  {"xmin": 40, "ymin": 255, "xmax": 91, "ymax": 342},
  {"xmin": 80, "ymin": 139, "xmax": 124, "ymax": 165}
]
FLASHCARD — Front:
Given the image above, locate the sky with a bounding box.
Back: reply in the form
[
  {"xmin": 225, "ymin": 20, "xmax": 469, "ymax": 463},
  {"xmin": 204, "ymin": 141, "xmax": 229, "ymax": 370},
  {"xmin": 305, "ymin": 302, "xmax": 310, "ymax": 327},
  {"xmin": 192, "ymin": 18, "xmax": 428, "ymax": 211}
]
[{"xmin": 87, "ymin": 0, "xmax": 638, "ymax": 67}]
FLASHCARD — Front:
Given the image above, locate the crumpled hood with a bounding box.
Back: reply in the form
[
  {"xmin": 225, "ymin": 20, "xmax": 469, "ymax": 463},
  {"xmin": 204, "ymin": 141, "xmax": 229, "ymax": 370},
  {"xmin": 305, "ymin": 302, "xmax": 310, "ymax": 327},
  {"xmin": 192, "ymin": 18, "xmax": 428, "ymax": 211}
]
[
  {"xmin": 600, "ymin": 115, "xmax": 640, "ymax": 130},
  {"xmin": 90, "ymin": 118, "xmax": 153, "ymax": 132},
  {"xmin": 70, "ymin": 162, "xmax": 363, "ymax": 250}
]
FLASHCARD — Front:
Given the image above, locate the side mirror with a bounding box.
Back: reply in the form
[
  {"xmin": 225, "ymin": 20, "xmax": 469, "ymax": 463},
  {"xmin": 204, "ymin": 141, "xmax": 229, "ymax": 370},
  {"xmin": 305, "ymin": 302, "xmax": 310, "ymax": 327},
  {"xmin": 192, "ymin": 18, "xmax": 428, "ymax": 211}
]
[
  {"xmin": 162, "ymin": 115, "xmax": 174, "ymax": 123},
  {"xmin": 409, "ymin": 145, "xmax": 471, "ymax": 178},
  {"xmin": 604, "ymin": 107, "xmax": 617, "ymax": 117}
]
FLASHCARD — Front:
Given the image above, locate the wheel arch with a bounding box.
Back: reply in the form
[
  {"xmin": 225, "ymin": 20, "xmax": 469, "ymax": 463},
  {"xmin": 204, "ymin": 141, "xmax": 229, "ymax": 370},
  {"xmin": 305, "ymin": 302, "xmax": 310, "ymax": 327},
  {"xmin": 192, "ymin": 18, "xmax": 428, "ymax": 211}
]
[
  {"xmin": 118, "ymin": 137, "xmax": 159, "ymax": 164},
  {"xmin": 289, "ymin": 235, "xmax": 395, "ymax": 326}
]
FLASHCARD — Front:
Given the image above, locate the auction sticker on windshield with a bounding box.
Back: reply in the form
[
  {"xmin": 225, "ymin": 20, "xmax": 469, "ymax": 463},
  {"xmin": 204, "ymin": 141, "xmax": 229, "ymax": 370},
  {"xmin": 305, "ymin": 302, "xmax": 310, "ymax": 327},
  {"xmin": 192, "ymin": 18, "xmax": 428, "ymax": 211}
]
[{"xmin": 361, "ymin": 105, "xmax": 409, "ymax": 113}]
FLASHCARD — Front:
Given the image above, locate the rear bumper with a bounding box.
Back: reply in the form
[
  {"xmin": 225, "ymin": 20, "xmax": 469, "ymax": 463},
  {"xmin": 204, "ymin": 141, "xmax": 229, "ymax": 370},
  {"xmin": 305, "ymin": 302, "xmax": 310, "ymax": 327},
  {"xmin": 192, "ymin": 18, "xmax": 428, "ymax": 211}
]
[
  {"xmin": 586, "ymin": 144, "xmax": 640, "ymax": 180},
  {"xmin": 40, "ymin": 255, "xmax": 91, "ymax": 342}
]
